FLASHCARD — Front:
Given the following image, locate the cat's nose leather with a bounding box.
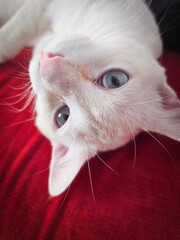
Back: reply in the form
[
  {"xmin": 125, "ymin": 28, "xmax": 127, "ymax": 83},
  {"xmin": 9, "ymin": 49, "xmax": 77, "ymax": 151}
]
[
  {"xmin": 39, "ymin": 51, "xmax": 64, "ymax": 79},
  {"xmin": 39, "ymin": 51, "xmax": 76, "ymax": 94}
]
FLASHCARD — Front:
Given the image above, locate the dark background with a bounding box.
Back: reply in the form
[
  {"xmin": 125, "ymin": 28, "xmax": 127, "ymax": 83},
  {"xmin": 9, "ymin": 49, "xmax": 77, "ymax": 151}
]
[{"xmin": 149, "ymin": 0, "xmax": 180, "ymax": 51}]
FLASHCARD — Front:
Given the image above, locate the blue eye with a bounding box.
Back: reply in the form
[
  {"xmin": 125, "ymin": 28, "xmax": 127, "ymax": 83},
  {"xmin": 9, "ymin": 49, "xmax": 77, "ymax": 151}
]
[
  {"xmin": 56, "ymin": 105, "xmax": 70, "ymax": 128},
  {"xmin": 100, "ymin": 70, "xmax": 128, "ymax": 89}
]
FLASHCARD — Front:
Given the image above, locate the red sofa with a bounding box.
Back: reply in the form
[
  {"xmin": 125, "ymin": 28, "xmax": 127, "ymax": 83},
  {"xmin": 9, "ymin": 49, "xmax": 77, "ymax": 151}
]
[{"xmin": 0, "ymin": 49, "xmax": 180, "ymax": 240}]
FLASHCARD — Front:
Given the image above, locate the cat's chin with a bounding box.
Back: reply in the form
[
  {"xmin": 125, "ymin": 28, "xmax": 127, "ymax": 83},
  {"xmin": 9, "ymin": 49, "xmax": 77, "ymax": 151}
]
[{"xmin": 100, "ymin": 131, "xmax": 140, "ymax": 153}]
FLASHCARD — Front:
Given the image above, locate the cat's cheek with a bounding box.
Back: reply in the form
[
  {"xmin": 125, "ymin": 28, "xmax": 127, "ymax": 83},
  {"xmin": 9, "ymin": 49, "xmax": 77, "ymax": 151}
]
[{"xmin": 148, "ymin": 83, "xmax": 180, "ymax": 141}]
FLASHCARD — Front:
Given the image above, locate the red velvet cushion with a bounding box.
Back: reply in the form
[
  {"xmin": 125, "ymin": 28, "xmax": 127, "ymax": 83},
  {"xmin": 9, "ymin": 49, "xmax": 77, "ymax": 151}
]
[{"xmin": 0, "ymin": 49, "xmax": 180, "ymax": 240}]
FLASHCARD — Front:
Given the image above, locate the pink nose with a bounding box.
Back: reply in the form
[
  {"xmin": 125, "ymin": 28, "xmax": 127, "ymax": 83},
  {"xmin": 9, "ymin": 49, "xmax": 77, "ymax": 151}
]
[{"xmin": 39, "ymin": 51, "xmax": 64, "ymax": 78}]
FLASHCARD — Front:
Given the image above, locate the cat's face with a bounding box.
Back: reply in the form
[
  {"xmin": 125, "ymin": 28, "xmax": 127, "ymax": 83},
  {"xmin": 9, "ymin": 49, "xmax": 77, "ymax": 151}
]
[{"xmin": 29, "ymin": 33, "xmax": 180, "ymax": 196}]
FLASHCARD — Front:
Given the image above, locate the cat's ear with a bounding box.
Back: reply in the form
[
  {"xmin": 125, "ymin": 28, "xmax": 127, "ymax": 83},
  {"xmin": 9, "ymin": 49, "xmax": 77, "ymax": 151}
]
[
  {"xmin": 150, "ymin": 83, "xmax": 180, "ymax": 141},
  {"xmin": 48, "ymin": 144, "xmax": 89, "ymax": 197}
]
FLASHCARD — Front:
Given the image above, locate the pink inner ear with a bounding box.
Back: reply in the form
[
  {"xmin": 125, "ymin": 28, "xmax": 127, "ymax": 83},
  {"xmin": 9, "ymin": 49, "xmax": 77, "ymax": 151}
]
[
  {"xmin": 54, "ymin": 145, "xmax": 68, "ymax": 159},
  {"xmin": 158, "ymin": 84, "xmax": 180, "ymax": 109},
  {"xmin": 49, "ymin": 145, "xmax": 90, "ymax": 197}
]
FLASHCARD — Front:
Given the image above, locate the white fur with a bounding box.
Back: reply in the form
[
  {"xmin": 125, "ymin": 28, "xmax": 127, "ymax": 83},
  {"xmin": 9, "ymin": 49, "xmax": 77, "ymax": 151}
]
[{"xmin": 0, "ymin": 0, "xmax": 180, "ymax": 196}]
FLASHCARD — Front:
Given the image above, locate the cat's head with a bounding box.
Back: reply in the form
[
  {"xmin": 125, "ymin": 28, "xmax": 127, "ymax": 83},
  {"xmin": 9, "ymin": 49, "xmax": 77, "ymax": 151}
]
[{"xmin": 29, "ymin": 34, "xmax": 180, "ymax": 196}]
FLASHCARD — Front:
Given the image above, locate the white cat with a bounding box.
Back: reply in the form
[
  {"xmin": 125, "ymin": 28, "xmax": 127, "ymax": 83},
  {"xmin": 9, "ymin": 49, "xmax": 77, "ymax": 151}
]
[{"xmin": 0, "ymin": 0, "xmax": 180, "ymax": 196}]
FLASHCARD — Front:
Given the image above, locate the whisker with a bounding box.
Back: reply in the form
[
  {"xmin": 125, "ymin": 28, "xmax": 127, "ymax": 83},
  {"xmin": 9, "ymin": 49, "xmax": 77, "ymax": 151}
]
[
  {"xmin": 13, "ymin": 70, "xmax": 30, "ymax": 78},
  {"xmin": 124, "ymin": 107, "xmax": 178, "ymax": 172},
  {"xmin": 1, "ymin": 87, "xmax": 35, "ymax": 113},
  {"xmin": 15, "ymin": 61, "xmax": 29, "ymax": 72},
  {"xmin": 123, "ymin": 108, "xmax": 147, "ymax": 121},
  {"xmin": 125, "ymin": 0, "xmax": 152, "ymax": 28},
  {"xmin": 123, "ymin": 107, "xmax": 162, "ymax": 121},
  {"xmin": 130, "ymin": 94, "xmax": 173, "ymax": 105},
  {"xmin": 9, "ymin": 82, "xmax": 31, "ymax": 91},
  {"xmin": 1, "ymin": 86, "xmax": 32, "ymax": 101},
  {"xmin": 122, "ymin": 86, "xmax": 155, "ymax": 104},
  {"xmin": 126, "ymin": 120, "xmax": 137, "ymax": 169},
  {"xmin": 0, "ymin": 83, "xmax": 33, "ymax": 102},
  {"xmin": 31, "ymin": 167, "xmax": 50, "ymax": 176},
  {"xmin": 136, "ymin": 123, "xmax": 178, "ymax": 173},
  {"xmin": 96, "ymin": 153, "xmax": 120, "ymax": 177},
  {"xmin": 85, "ymin": 137, "xmax": 120, "ymax": 177},
  {"xmin": 87, "ymin": 160, "xmax": 96, "ymax": 203},
  {"xmin": 146, "ymin": 26, "xmax": 174, "ymax": 49},
  {"xmin": 144, "ymin": 1, "xmax": 173, "ymax": 47},
  {"xmin": 54, "ymin": 186, "xmax": 71, "ymax": 218}
]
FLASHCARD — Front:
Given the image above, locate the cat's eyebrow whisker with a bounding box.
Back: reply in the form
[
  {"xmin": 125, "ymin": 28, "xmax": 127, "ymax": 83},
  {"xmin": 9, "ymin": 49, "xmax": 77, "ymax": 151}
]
[
  {"xmin": 124, "ymin": 0, "xmax": 152, "ymax": 28},
  {"xmin": 87, "ymin": 160, "xmax": 96, "ymax": 204},
  {"xmin": 91, "ymin": 29, "xmax": 119, "ymax": 44},
  {"xmin": 84, "ymin": 2, "xmax": 133, "ymax": 43},
  {"xmin": 126, "ymin": 120, "xmax": 137, "ymax": 169},
  {"xmin": 145, "ymin": 27, "xmax": 174, "ymax": 48},
  {"xmin": 84, "ymin": 2, "xmax": 125, "ymax": 37},
  {"xmin": 144, "ymin": 2, "xmax": 172, "ymax": 47}
]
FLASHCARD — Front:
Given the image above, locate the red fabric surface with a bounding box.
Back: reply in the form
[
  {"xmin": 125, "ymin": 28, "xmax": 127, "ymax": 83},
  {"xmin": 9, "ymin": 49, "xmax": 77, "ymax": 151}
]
[{"xmin": 0, "ymin": 49, "xmax": 180, "ymax": 240}]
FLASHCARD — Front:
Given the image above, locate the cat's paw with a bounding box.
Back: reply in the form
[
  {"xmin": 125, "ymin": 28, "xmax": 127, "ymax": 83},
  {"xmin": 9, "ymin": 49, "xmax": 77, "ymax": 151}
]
[
  {"xmin": 0, "ymin": 54, "xmax": 10, "ymax": 64},
  {"xmin": 0, "ymin": 44, "xmax": 14, "ymax": 64},
  {"xmin": 0, "ymin": 39, "xmax": 10, "ymax": 63}
]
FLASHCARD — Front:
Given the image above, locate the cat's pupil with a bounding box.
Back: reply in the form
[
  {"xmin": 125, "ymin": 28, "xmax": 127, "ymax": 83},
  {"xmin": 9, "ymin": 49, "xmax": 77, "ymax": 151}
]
[
  {"xmin": 63, "ymin": 114, "xmax": 69, "ymax": 121},
  {"xmin": 111, "ymin": 76, "xmax": 120, "ymax": 87}
]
